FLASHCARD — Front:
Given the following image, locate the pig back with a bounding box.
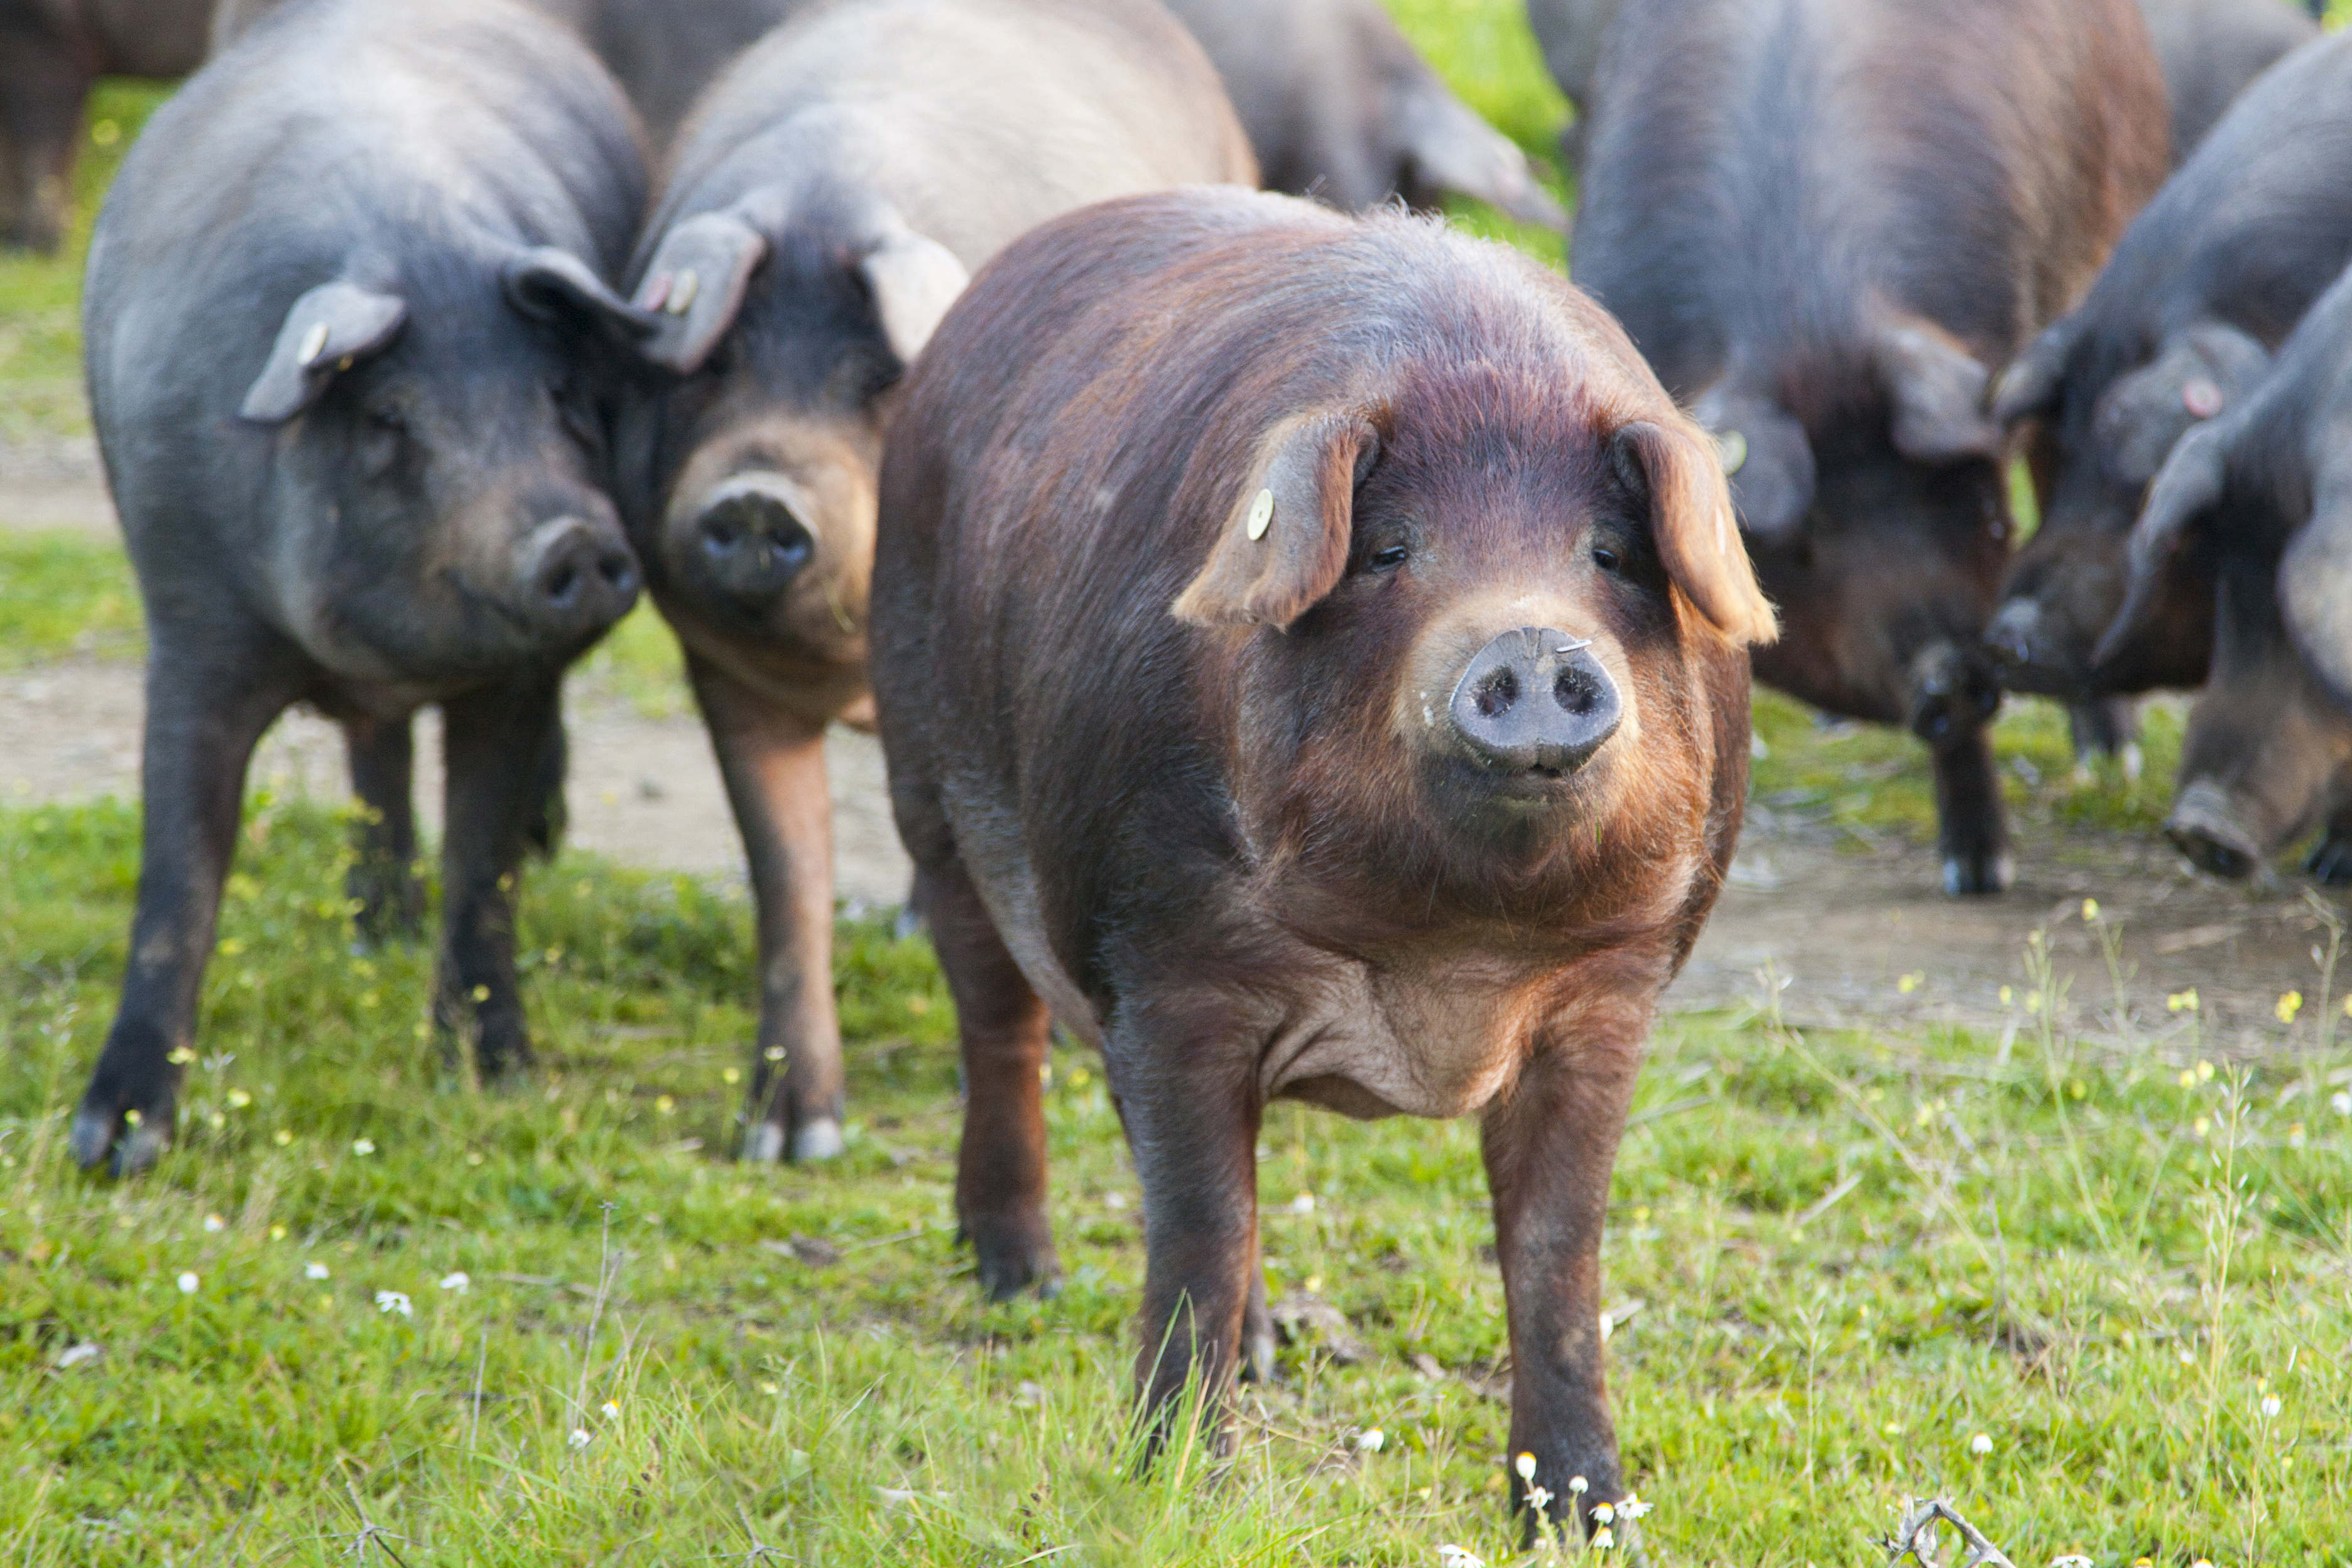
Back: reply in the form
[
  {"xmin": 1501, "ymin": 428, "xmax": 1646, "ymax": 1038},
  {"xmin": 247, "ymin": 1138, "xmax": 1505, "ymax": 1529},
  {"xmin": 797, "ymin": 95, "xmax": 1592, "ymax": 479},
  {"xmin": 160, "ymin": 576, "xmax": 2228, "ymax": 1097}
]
[
  {"xmin": 652, "ymin": 0, "xmax": 1255, "ymax": 264},
  {"xmin": 1574, "ymin": 0, "xmax": 2165, "ymax": 396}
]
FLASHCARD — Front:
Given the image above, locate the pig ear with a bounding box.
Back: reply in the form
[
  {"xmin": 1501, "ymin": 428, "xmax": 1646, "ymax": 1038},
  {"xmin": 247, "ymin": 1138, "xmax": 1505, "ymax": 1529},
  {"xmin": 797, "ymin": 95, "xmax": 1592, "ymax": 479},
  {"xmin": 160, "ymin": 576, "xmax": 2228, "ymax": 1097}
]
[
  {"xmin": 2281, "ymin": 471, "xmax": 2352, "ymax": 712},
  {"xmin": 1613, "ymin": 419, "xmax": 1778, "ymax": 647},
  {"xmin": 1990, "ymin": 316, "xmax": 2076, "ymax": 425},
  {"xmin": 503, "ymin": 246, "xmax": 660, "ymax": 344},
  {"xmin": 2093, "ymin": 418, "xmax": 2230, "ymax": 670},
  {"xmin": 1872, "ymin": 316, "xmax": 2003, "ymax": 464},
  {"xmin": 1692, "ymin": 382, "xmax": 1815, "ymax": 543},
  {"xmin": 629, "ymin": 205, "xmax": 774, "ymax": 375},
  {"xmin": 2094, "ymin": 322, "xmax": 2270, "ymax": 485},
  {"xmin": 1172, "ymin": 410, "xmax": 1378, "ymax": 631},
  {"xmin": 856, "ymin": 209, "xmax": 971, "ymax": 368},
  {"xmin": 238, "ymin": 281, "xmax": 407, "ymax": 424}
]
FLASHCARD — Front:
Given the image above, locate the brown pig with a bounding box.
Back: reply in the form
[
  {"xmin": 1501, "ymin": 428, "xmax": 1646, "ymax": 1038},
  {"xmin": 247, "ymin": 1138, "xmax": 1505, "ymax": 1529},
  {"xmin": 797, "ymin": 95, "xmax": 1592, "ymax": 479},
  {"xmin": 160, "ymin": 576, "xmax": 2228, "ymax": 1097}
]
[{"xmin": 871, "ymin": 188, "xmax": 1775, "ymax": 1538}]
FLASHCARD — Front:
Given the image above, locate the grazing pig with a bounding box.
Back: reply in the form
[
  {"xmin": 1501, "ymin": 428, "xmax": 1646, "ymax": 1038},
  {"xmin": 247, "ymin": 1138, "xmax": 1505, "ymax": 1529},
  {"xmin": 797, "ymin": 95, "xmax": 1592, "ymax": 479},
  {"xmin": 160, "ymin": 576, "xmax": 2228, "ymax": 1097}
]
[
  {"xmin": 71, "ymin": 0, "xmax": 651, "ymax": 1174},
  {"xmin": 609, "ymin": 0, "xmax": 1253, "ymax": 1163},
  {"xmin": 2137, "ymin": 0, "xmax": 2317, "ymax": 163},
  {"xmin": 872, "ymin": 188, "xmax": 1775, "ymax": 1535},
  {"xmin": 1574, "ymin": 0, "xmax": 2168, "ymax": 895},
  {"xmin": 0, "ymin": 0, "xmax": 213, "ymax": 252},
  {"xmin": 1523, "ymin": 0, "xmax": 1618, "ymax": 166},
  {"xmin": 1989, "ymin": 34, "xmax": 2352, "ymax": 721},
  {"xmin": 2099, "ymin": 262, "xmax": 2352, "ymax": 880},
  {"xmin": 1160, "ymin": 0, "xmax": 1565, "ymax": 228}
]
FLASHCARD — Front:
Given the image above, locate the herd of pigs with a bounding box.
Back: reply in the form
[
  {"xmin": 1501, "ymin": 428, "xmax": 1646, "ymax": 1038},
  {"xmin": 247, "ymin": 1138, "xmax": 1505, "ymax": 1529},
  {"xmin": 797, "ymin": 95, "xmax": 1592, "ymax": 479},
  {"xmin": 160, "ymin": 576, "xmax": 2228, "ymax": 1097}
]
[{"xmin": 8, "ymin": 0, "xmax": 2352, "ymax": 1538}]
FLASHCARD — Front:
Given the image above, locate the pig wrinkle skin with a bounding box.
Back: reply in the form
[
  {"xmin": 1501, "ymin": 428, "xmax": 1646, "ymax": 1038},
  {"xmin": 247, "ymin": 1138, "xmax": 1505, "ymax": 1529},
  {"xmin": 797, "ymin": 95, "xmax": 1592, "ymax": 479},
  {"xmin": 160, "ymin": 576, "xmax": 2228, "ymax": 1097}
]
[
  {"xmin": 72, "ymin": 0, "xmax": 649, "ymax": 1175},
  {"xmin": 1574, "ymin": 0, "xmax": 2167, "ymax": 895},
  {"xmin": 873, "ymin": 187, "xmax": 1769, "ymax": 1542},
  {"xmin": 611, "ymin": 0, "xmax": 1253, "ymax": 1165}
]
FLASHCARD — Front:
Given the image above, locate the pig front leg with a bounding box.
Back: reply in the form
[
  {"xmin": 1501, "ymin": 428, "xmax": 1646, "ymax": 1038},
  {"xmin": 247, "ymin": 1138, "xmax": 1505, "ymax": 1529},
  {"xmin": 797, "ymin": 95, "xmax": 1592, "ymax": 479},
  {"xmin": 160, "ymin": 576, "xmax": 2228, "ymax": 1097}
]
[
  {"xmin": 924, "ymin": 854, "xmax": 1059, "ymax": 1295},
  {"xmin": 341, "ymin": 712, "xmax": 425, "ymax": 944},
  {"xmin": 70, "ymin": 638, "xmax": 298, "ymax": 1174},
  {"xmin": 1483, "ymin": 1043, "xmax": 1641, "ymax": 1545},
  {"xmin": 1910, "ymin": 642, "xmax": 2010, "ymax": 895},
  {"xmin": 435, "ymin": 675, "xmax": 565, "ymax": 1080},
  {"xmin": 1111, "ymin": 1036, "xmax": 1262, "ymax": 1456},
  {"xmin": 687, "ymin": 654, "xmax": 846, "ymax": 1163}
]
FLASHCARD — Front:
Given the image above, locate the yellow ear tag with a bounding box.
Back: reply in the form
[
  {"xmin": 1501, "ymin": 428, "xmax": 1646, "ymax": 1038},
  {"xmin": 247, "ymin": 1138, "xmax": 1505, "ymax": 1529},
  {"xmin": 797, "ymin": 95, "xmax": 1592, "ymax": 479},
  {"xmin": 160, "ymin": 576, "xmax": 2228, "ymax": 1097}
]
[
  {"xmin": 667, "ymin": 269, "xmax": 699, "ymax": 315},
  {"xmin": 1716, "ymin": 429, "xmax": 1748, "ymax": 476},
  {"xmin": 1245, "ymin": 487, "xmax": 1274, "ymax": 541},
  {"xmin": 298, "ymin": 322, "xmax": 330, "ymax": 366}
]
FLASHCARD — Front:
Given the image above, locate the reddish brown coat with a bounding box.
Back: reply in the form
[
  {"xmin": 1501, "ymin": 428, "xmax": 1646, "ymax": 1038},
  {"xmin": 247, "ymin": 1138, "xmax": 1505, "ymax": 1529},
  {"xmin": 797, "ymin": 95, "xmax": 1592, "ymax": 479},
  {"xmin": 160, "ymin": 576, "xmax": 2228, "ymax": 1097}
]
[{"xmin": 871, "ymin": 188, "xmax": 1770, "ymax": 1537}]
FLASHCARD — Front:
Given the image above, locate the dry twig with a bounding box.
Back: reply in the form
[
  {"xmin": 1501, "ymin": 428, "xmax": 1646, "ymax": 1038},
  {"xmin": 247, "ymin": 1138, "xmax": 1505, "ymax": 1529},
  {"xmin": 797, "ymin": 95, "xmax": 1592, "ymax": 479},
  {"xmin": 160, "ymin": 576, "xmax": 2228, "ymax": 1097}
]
[{"xmin": 1882, "ymin": 1498, "xmax": 2015, "ymax": 1568}]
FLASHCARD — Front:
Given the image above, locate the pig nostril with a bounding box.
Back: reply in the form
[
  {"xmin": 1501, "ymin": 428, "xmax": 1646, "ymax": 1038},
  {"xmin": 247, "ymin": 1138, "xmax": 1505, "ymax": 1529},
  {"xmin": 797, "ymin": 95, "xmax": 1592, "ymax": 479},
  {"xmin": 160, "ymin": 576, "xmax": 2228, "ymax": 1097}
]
[
  {"xmin": 597, "ymin": 551, "xmax": 633, "ymax": 590},
  {"xmin": 1555, "ymin": 667, "xmax": 1601, "ymax": 716},
  {"xmin": 544, "ymin": 564, "xmax": 579, "ymax": 605},
  {"xmin": 1473, "ymin": 668, "xmax": 1520, "ymax": 719}
]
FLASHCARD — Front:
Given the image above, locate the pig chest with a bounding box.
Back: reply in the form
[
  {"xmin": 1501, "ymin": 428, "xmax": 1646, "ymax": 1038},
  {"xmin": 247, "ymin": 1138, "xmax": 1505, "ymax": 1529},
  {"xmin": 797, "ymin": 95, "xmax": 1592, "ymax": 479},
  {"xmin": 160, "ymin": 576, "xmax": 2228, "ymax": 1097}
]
[{"xmin": 1255, "ymin": 953, "xmax": 1554, "ymax": 1121}]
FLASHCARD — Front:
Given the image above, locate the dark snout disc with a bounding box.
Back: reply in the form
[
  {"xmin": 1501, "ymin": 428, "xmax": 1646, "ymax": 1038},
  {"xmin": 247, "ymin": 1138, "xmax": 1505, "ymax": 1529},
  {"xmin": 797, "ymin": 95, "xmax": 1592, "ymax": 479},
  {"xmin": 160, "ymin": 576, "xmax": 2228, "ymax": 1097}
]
[{"xmin": 1448, "ymin": 626, "xmax": 1623, "ymax": 776}]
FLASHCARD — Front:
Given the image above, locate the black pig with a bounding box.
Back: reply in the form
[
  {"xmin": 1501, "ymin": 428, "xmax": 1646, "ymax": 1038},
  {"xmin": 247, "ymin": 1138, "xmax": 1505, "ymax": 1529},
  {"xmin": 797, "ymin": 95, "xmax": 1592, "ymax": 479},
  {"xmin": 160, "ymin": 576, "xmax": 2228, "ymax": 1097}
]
[
  {"xmin": 70, "ymin": 0, "xmax": 651, "ymax": 1173},
  {"xmin": 1574, "ymin": 0, "xmax": 2168, "ymax": 895}
]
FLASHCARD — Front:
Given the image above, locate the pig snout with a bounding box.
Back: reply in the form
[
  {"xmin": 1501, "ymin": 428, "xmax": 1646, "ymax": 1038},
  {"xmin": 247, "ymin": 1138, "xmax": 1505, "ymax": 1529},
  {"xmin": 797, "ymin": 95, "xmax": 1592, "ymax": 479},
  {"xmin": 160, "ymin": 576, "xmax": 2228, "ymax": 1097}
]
[
  {"xmin": 691, "ymin": 474, "xmax": 817, "ymax": 606},
  {"xmin": 515, "ymin": 514, "xmax": 640, "ymax": 638},
  {"xmin": 1447, "ymin": 626, "xmax": 1623, "ymax": 776},
  {"xmin": 1908, "ymin": 641, "xmax": 2003, "ymax": 746},
  {"xmin": 1984, "ymin": 596, "xmax": 2052, "ymax": 682}
]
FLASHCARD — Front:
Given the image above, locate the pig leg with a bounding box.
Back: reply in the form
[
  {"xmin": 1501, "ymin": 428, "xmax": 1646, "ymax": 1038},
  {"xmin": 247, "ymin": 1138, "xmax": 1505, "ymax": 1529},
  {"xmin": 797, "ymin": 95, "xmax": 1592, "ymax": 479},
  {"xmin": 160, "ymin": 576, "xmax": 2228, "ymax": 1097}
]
[
  {"xmin": 1930, "ymin": 726, "xmax": 2011, "ymax": 895},
  {"xmin": 1483, "ymin": 1042, "xmax": 1640, "ymax": 1544},
  {"xmin": 2067, "ymin": 697, "xmax": 2140, "ymax": 775},
  {"xmin": 434, "ymin": 676, "xmax": 564, "ymax": 1080},
  {"xmin": 341, "ymin": 713, "xmax": 425, "ymax": 944},
  {"xmin": 925, "ymin": 855, "xmax": 1060, "ymax": 1296},
  {"xmin": 1114, "ymin": 1038, "xmax": 1262, "ymax": 1454},
  {"xmin": 70, "ymin": 640, "xmax": 300, "ymax": 1174},
  {"xmin": 687, "ymin": 653, "xmax": 845, "ymax": 1163}
]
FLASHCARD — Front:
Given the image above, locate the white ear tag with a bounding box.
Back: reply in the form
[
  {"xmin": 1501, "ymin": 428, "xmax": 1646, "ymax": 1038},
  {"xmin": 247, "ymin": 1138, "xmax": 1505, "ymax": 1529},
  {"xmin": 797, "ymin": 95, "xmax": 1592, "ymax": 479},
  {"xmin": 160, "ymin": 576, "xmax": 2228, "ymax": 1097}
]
[{"xmin": 1245, "ymin": 487, "xmax": 1275, "ymax": 541}]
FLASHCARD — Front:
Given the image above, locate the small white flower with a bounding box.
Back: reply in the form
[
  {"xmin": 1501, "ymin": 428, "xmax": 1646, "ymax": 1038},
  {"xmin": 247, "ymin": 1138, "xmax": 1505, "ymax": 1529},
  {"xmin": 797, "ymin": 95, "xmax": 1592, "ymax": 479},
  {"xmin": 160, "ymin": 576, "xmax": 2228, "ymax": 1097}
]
[
  {"xmin": 438, "ymin": 1271, "xmax": 471, "ymax": 1293},
  {"xmin": 569, "ymin": 1427, "xmax": 592, "ymax": 1449},
  {"xmin": 1435, "ymin": 1548, "xmax": 1487, "ymax": 1568},
  {"xmin": 2050, "ymin": 1556, "xmax": 2095, "ymax": 1568},
  {"xmin": 1592, "ymin": 1527, "xmax": 1615, "ymax": 1551},
  {"xmin": 1290, "ymin": 1192, "xmax": 1316, "ymax": 1215},
  {"xmin": 2333, "ymin": 1090, "xmax": 2351, "ymax": 1116},
  {"xmin": 1970, "ymin": 1432, "xmax": 1993, "ymax": 1456},
  {"xmin": 2262, "ymin": 1394, "xmax": 2283, "ymax": 1418},
  {"xmin": 54, "ymin": 1342, "xmax": 101, "ymax": 1370},
  {"xmin": 1357, "ymin": 1427, "xmax": 1384, "ymax": 1452},
  {"xmin": 1514, "ymin": 1452, "xmax": 1537, "ymax": 1481},
  {"xmin": 202, "ymin": 1214, "xmax": 224, "ymax": 1233},
  {"xmin": 304, "ymin": 1261, "xmax": 330, "ymax": 1280},
  {"xmin": 600, "ymin": 1400, "xmax": 621, "ymax": 1422},
  {"xmin": 1617, "ymin": 1492, "xmax": 1652, "ymax": 1520},
  {"xmin": 1525, "ymin": 1485, "xmax": 1554, "ymax": 1512},
  {"xmin": 352, "ymin": 1138, "xmax": 375, "ymax": 1156},
  {"xmin": 1569, "ymin": 1474, "xmax": 1589, "ymax": 1496},
  {"xmin": 176, "ymin": 1271, "xmax": 199, "ymax": 1295},
  {"xmin": 374, "ymin": 1290, "xmax": 413, "ymax": 1318},
  {"xmin": 1592, "ymin": 1503, "xmax": 1615, "ymax": 1525}
]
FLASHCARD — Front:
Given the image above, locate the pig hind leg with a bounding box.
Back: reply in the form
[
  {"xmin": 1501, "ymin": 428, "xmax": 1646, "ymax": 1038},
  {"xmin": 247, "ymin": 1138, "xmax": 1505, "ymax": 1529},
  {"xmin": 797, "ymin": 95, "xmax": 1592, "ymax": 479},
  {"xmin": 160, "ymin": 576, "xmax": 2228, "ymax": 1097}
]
[
  {"xmin": 434, "ymin": 676, "xmax": 565, "ymax": 1080},
  {"xmin": 1909, "ymin": 643, "xmax": 2011, "ymax": 895},
  {"xmin": 925, "ymin": 855, "xmax": 1060, "ymax": 1298},
  {"xmin": 341, "ymin": 713, "xmax": 427, "ymax": 944},
  {"xmin": 71, "ymin": 635, "xmax": 303, "ymax": 1174}
]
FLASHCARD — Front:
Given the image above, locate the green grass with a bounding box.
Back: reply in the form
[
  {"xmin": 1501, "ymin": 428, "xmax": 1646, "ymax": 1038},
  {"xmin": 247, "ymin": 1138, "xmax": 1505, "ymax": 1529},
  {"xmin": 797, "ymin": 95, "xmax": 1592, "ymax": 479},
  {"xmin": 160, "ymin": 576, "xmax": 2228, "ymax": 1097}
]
[
  {"xmin": 0, "ymin": 531, "xmax": 142, "ymax": 667},
  {"xmin": 4, "ymin": 801, "xmax": 2350, "ymax": 1564}
]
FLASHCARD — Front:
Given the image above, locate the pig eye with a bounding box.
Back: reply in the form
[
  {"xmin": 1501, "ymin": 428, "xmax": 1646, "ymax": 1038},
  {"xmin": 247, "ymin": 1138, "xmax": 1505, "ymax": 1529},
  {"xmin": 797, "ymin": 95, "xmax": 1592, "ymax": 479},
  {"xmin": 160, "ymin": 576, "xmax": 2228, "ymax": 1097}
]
[
  {"xmin": 1368, "ymin": 543, "xmax": 1409, "ymax": 572},
  {"xmin": 1592, "ymin": 546, "xmax": 1621, "ymax": 572},
  {"xmin": 368, "ymin": 402, "xmax": 408, "ymax": 434}
]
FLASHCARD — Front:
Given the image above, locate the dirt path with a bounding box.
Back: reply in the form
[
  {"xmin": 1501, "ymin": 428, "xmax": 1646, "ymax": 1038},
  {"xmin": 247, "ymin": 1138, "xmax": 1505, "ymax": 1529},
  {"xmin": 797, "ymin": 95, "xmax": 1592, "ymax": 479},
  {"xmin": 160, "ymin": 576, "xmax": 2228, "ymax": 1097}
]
[{"xmin": 6, "ymin": 466, "xmax": 2334, "ymax": 1047}]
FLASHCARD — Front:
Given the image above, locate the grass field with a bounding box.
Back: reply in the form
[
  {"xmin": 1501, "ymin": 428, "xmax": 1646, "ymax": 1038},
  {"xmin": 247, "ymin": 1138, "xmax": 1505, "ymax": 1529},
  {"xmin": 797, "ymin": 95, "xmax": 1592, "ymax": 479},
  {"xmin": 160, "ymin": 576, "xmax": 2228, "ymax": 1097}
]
[{"xmin": 5, "ymin": 4, "xmax": 2352, "ymax": 1565}]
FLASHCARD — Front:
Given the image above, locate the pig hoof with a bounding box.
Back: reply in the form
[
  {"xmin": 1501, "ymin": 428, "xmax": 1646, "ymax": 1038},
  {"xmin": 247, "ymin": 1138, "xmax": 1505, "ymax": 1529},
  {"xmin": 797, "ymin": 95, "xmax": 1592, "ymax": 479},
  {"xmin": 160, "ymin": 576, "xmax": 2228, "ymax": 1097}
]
[
  {"xmin": 790, "ymin": 1118, "xmax": 844, "ymax": 1162},
  {"xmin": 1941, "ymin": 851, "xmax": 2012, "ymax": 896},
  {"xmin": 964, "ymin": 1217, "xmax": 1060, "ymax": 1301},
  {"xmin": 68, "ymin": 1105, "xmax": 171, "ymax": 1177},
  {"xmin": 2306, "ymin": 836, "xmax": 2352, "ymax": 887},
  {"xmin": 2168, "ymin": 786, "xmax": 2260, "ymax": 879},
  {"xmin": 740, "ymin": 1122, "xmax": 787, "ymax": 1164}
]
